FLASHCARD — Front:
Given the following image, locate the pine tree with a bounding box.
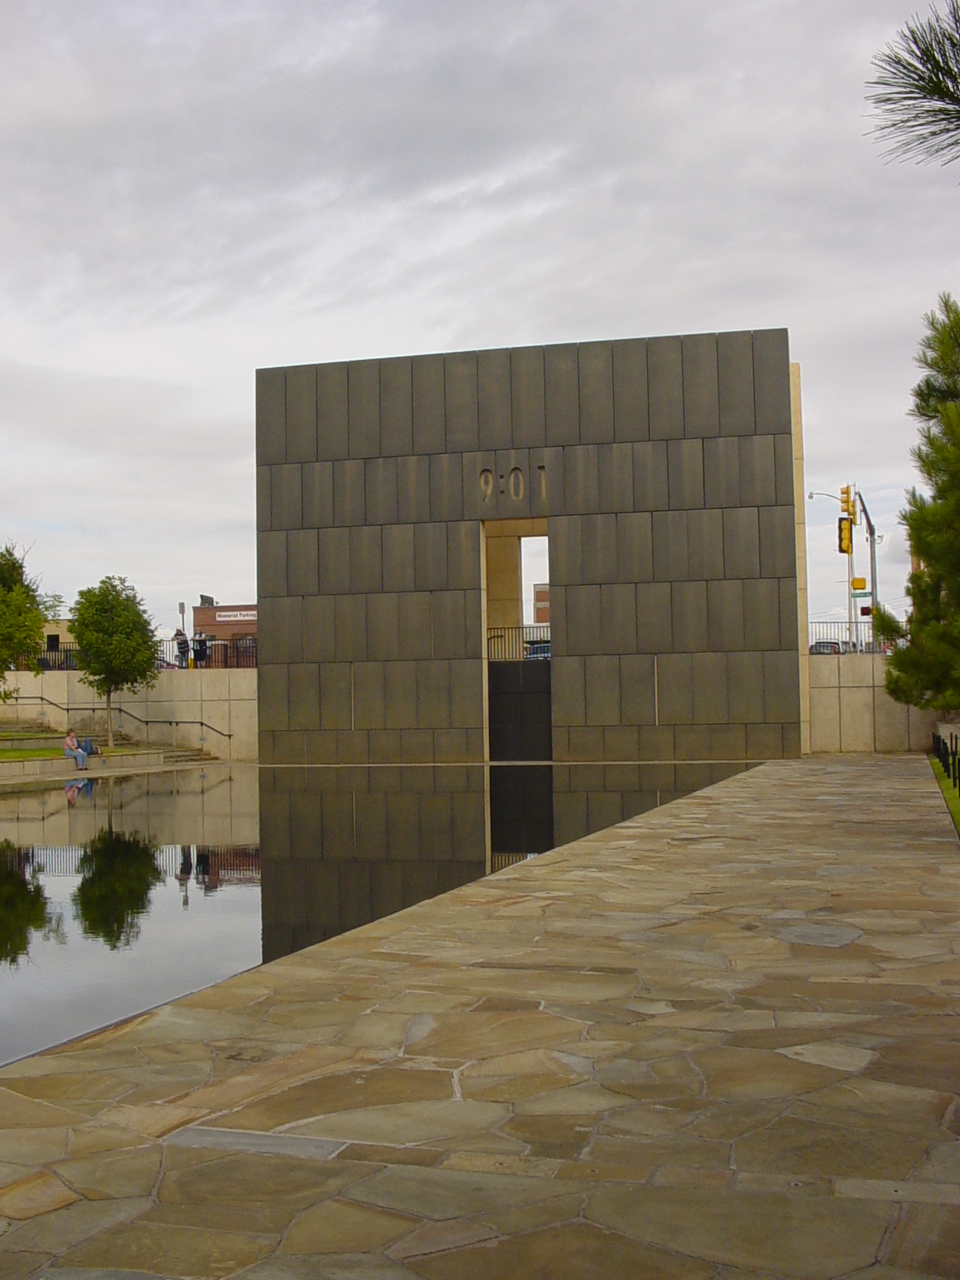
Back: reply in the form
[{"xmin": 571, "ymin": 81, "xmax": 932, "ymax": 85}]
[{"xmin": 875, "ymin": 294, "xmax": 960, "ymax": 708}]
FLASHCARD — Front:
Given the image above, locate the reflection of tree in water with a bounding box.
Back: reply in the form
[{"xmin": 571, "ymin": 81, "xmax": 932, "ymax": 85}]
[
  {"xmin": 0, "ymin": 840, "xmax": 63, "ymax": 966},
  {"xmin": 72, "ymin": 829, "xmax": 163, "ymax": 949}
]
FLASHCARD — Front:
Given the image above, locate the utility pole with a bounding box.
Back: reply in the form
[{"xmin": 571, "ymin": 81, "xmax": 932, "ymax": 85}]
[{"xmin": 856, "ymin": 490, "xmax": 879, "ymax": 616}]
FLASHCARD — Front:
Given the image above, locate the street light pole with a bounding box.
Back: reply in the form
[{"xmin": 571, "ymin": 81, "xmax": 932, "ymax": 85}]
[{"xmin": 856, "ymin": 491, "xmax": 879, "ymax": 616}]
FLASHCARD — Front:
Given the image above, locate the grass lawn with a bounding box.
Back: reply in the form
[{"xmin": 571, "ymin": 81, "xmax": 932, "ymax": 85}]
[
  {"xmin": 0, "ymin": 731, "xmax": 61, "ymax": 740},
  {"xmin": 929, "ymin": 754, "xmax": 960, "ymax": 837},
  {"xmin": 0, "ymin": 747, "xmax": 65, "ymax": 760}
]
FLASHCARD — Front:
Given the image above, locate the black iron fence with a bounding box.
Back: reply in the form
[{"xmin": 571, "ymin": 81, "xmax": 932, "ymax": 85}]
[
  {"xmin": 934, "ymin": 730, "xmax": 960, "ymax": 797},
  {"xmin": 15, "ymin": 638, "xmax": 257, "ymax": 672},
  {"xmin": 487, "ymin": 626, "xmax": 551, "ymax": 661}
]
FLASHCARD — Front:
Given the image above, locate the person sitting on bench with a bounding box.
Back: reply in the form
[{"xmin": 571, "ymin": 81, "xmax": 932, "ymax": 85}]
[{"xmin": 64, "ymin": 729, "xmax": 100, "ymax": 770}]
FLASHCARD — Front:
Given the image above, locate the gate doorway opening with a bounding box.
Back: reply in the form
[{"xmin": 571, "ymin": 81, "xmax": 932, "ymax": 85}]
[{"xmin": 482, "ymin": 520, "xmax": 553, "ymax": 865}]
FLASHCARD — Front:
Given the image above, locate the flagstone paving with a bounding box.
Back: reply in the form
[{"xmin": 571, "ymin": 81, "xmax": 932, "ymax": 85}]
[{"xmin": 0, "ymin": 755, "xmax": 959, "ymax": 1279}]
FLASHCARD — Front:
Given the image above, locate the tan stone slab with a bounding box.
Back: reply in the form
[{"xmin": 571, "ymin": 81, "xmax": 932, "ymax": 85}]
[
  {"xmin": 474, "ymin": 1190, "xmax": 585, "ymax": 1236},
  {"xmin": 209, "ymin": 1065, "xmax": 453, "ymax": 1132},
  {"xmin": 502, "ymin": 1114, "xmax": 594, "ymax": 1160},
  {"xmin": 52, "ymin": 1145, "xmax": 162, "ymax": 1200},
  {"xmin": 0, "ymin": 1089, "xmax": 87, "ymax": 1131},
  {"xmin": 0, "ymin": 1172, "xmax": 78, "ymax": 1220},
  {"xmin": 884, "ymin": 1201, "xmax": 960, "ymax": 1276},
  {"xmin": 734, "ymin": 1114, "xmax": 939, "ymax": 1181},
  {"xmin": 293, "ymin": 1099, "xmax": 508, "ymax": 1145},
  {"xmin": 0, "ymin": 1194, "xmax": 150, "ymax": 1254},
  {"xmin": 0, "ymin": 1250, "xmax": 51, "ymax": 1280},
  {"xmin": 98, "ymin": 1101, "xmax": 208, "ymax": 1138},
  {"xmin": 440, "ymin": 1151, "xmax": 560, "ymax": 1178},
  {"xmin": 691, "ymin": 1047, "xmax": 845, "ymax": 1099},
  {"xmin": 405, "ymin": 1220, "xmax": 713, "ymax": 1279},
  {"xmin": 512, "ymin": 1082, "xmax": 634, "ymax": 1117},
  {"xmin": 65, "ymin": 1125, "xmax": 153, "ymax": 1157},
  {"xmin": 0, "ymin": 1073, "xmax": 125, "ymax": 1108},
  {"xmin": 0, "ymin": 1130, "xmax": 69, "ymax": 1167},
  {"xmin": 158, "ymin": 1149, "xmax": 366, "ymax": 1227},
  {"xmin": 775, "ymin": 1042, "xmax": 877, "ymax": 1072},
  {"xmin": 178, "ymin": 1044, "xmax": 361, "ymax": 1113},
  {"xmin": 836, "ymin": 1178, "xmax": 960, "ymax": 1205},
  {"xmin": 42, "ymin": 1011, "xmax": 155, "ymax": 1054},
  {"xmin": 344, "ymin": 1164, "xmax": 575, "ymax": 1221},
  {"xmin": 388, "ymin": 1216, "xmax": 497, "ymax": 1261},
  {"xmin": 586, "ymin": 1184, "xmax": 892, "ymax": 1276},
  {"xmin": 281, "ymin": 1199, "xmax": 416, "ymax": 1255},
  {"xmin": 408, "ymin": 1011, "xmax": 587, "ymax": 1061},
  {"xmin": 333, "ymin": 1143, "xmax": 444, "ymax": 1168},
  {"xmin": 62, "ymin": 1219, "xmax": 275, "ymax": 1278}
]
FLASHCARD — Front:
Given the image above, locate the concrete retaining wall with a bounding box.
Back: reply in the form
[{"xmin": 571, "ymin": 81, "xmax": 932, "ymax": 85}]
[
  {"xmin": 0, "ymin": 657, "xmax": 934, "ymax": 762},
  {"xmin": 0, "ymin": 750, "xmax": 164, "ymax": 785},
  {"xmin": 0, "ymin": 669, "xmax": 258, "ymax": 762},
  {"xmin": 808, "ymin": 653, "xmax": 937, "ymax": 753}
]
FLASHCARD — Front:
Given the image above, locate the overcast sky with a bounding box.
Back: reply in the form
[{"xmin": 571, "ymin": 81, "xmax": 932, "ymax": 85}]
[{"xmin": 1, "ymin": 0, "xmax": 956, "ymax": 633}]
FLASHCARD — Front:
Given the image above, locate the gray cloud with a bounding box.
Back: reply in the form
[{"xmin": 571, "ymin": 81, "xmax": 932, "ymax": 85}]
[{"xmin": 0, "ymin": 0, "xmax": 956, "ymax": 626}]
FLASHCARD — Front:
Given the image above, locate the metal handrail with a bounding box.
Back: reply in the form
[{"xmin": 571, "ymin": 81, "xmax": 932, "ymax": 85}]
[{"xmin": 1, "ymin": 692, "xmax": 233, "ymax": 739}]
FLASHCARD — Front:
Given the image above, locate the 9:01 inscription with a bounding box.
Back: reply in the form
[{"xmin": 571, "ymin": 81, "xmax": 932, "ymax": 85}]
[{"xmin": 479, "ymin": 464, "xmax": 546, "ymax": 503}]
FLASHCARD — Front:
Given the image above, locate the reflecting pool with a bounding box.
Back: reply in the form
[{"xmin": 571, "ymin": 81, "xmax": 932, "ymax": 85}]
[
  {"xmin": 0, "ymin": 766, "xmax": 260, "ymax": 1065},
  {"xmin": 1, "ymin": 757, "xmax": 744, "ymax": 1064}
]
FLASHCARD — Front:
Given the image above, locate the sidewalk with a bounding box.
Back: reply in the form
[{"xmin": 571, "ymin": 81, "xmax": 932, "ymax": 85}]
[{"xmin": 0, "ymin": 756, "xmax": 958, "ymax": 1278}]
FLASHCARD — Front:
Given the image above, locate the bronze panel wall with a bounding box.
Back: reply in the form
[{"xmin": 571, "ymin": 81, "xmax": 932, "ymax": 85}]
[{"xmin": 256, "ymin": 330, "xmax": 799, "ymax": 776}]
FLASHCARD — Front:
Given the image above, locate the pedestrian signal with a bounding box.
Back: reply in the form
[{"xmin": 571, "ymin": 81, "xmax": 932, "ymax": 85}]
[{"xmin": 838, "ymin": 517, "xmax": 853, "ymax": 555}]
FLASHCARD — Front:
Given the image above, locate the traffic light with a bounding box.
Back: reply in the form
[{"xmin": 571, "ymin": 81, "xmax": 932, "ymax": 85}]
[
  {"xmin": 840, "ymin": 485, "xmax": 857, "ymax": 522},
  {"xmin": 838, "ymin": 517, "xmax": 853, "ymax": 555}
]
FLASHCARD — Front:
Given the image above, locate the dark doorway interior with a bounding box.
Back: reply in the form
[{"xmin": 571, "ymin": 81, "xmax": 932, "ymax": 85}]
[
  {"xmin": 488, "ymin": 660, "xmax": 552, "ymax": 762},
  {"xmin": 488, "ymin": 659, "xmax": 553, "ymax": 857},
  {"xmin": 490, "ymin": 765, "xmax": 554, "ymax": 858}
]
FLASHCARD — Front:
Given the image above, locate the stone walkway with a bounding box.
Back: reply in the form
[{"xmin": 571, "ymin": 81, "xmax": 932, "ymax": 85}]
[{"xmin": 1, "ymin": 755, "xmax": 959, "ymax": 1279}]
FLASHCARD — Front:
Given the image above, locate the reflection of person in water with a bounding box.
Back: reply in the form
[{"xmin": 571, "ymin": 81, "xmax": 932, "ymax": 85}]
[
  {"xmin": 177, "ymin": 846, "xmax": 193, "ymax": 910},
  {"xmin": 64, "ymin": 777, "xmax": 99, "ymax": 808}
]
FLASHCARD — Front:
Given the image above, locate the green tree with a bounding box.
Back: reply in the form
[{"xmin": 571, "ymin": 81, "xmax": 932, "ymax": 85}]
[
  {"xmin": 875, "ymin": 294, "xmax": 960, "ymax": 708},
  {"xmin": 72, "ymin": 828, "xmax": 163, "ymax": 949},
  {"xmin": 868, "ymin": 1, "xmax": 960, "ymax": 166},
  {"xmin": 0, "ymin": 544, "xmax": 60, "ymax": 701},
  {"xmin": 0, "ymin": 841, "xmax": 63, "ymax": 966},
  {"xmin": 70, "ymin": 577, "xmax": 158, "ymax": 747}
]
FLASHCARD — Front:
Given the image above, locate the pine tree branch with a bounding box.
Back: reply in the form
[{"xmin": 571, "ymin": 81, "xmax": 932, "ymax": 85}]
[{"xmin": 868, "ymin": 0, "xmax": 960, "ymax": 165}]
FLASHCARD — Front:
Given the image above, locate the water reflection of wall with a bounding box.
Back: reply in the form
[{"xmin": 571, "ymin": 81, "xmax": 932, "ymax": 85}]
[
  {"xmin": 0, "ymin": 765, "xmax": 259, "ymax": 849},
  {"xmin": 260, "ymin": 766, "xmax": 486, "ymax": 962}
]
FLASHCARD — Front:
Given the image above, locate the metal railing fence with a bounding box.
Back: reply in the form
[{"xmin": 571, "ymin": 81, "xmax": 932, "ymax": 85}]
[
  {"xmin": 13, "ymin": 637, "xmax": 257, "ymax": 672},
  {"xmin": 487, "ymin": 626, "xmax": 551, "ymax": 661},
  {"xmin": 1, "ymin": 691, "xmax": 232, "ymax": 740},
  {"xmin": 808, "ymin": 620, "xmax": 887, "ymax": 654}
]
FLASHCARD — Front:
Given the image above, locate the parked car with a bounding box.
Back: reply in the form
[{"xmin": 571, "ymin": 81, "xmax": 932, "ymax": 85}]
[
  {"xmin": 809, "ymin": 640, "xmax": 842, "ymax": 654},
  {"xmin": 524, "ymin": 640, "xmax": 551, "ymax": 659}
]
